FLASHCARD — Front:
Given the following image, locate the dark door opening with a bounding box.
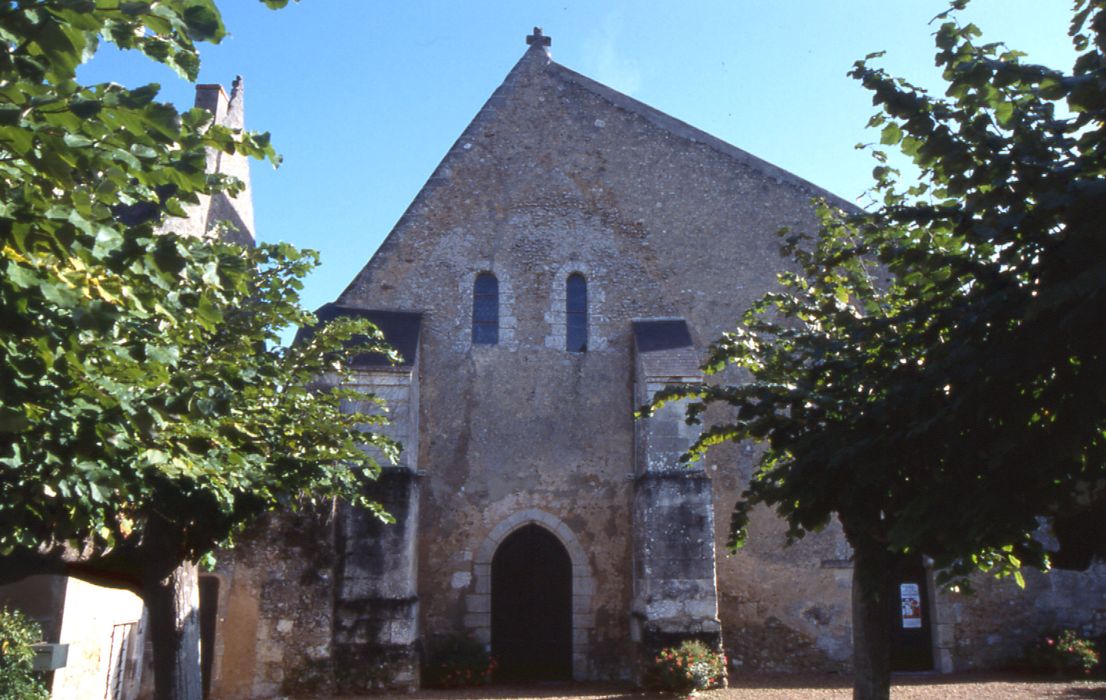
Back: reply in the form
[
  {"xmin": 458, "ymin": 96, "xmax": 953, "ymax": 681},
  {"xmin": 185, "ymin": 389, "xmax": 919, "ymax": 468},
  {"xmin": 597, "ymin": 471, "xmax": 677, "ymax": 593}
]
[
  {"xmin": 491, "ymin": 524, "xmax": 573, "ymax": 682},
  {"xmin": 199, "ymin": 575, "xmax": 220, "ymax": 699},
  {"xmin": 889, "ymin": 557, "xmax": 934, "ymax": 672}
]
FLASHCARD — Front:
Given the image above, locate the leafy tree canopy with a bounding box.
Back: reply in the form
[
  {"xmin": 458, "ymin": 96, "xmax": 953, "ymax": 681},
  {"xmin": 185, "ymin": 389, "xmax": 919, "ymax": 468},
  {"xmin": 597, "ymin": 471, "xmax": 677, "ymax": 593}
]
[
  {"xmin": 646, "ymin": 2, "xmax": 1106, "ymax": 696},
  {"xmin": 651, "ymin": 0, "xmax": 1106, "ymax": 589},
  {"xmin": 0, "ymin": 608, "xmax": 49, "ymax": 700},
  {"xmin": 0, "ymin": 0, "xmax": 395, "ymax": 584}
]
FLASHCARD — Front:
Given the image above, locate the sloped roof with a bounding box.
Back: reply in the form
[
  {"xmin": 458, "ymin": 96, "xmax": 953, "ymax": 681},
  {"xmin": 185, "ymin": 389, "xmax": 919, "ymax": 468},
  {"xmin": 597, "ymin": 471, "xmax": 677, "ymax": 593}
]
[
  {"xmin": 537, "ymin": 47, "xmax": 853, "ymax": 210},
  {"xmin": 632, "ymin": 319, "xmax": 702, "ymax": 380},
  {"xmin": 632, "ymin": 319, "xmax": 694, "ymax": 353},
  {"xmin": 295, "ymin": 304, "xmax": 422, "ymax": 369}
]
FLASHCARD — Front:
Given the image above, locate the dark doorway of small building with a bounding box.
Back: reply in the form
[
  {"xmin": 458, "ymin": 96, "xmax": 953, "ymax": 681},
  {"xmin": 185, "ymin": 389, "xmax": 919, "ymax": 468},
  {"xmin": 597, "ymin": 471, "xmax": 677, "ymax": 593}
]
[
  {"xmin": 199, "ymin": 575, "xmax": 220, "ymax": 699},
  {"xmin": 491, "ymin": 524, "xmax": 572, "ymax": 682},
  {"xmin": 889, "ymin": 557, "xmax": 934, "ymax": 672}
]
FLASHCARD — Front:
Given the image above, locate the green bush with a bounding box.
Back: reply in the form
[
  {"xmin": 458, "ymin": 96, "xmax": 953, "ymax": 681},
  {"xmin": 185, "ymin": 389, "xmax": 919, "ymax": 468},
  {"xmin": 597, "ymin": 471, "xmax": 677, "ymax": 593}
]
[
  {"xmin": 0, "ymin": 608, "xmax": 49, "ymax": 700},
  {"xmin": 648, "ymin": 639, "xmax": 726, "ymax": 693},
  {"xmin": 1026, "ymin": 629, "xmax": 1099, "ymax": 676},
  {"xmin": 422, "ymin": 635, "xmax": 495, "ymax": 688}
]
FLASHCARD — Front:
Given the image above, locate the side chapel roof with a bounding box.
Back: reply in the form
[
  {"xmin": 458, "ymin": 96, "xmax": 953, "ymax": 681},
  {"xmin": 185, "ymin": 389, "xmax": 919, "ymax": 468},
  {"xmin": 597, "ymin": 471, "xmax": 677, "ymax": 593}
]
[
  {"xmin": 295, "ymin": 304, "xmax": 422, "ymax": 369},
  {"xmin": 632, "ymin": 319, "xmax": 702, "ymax": 381}
]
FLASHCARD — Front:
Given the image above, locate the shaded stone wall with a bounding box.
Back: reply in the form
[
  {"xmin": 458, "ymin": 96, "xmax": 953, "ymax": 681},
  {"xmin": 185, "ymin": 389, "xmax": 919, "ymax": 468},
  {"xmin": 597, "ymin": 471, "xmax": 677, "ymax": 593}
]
[
  {"xmin": 329, "ymin": 366, "xmax": 421, "ymax": 692},
  {"xmin": 210, "ymin": 509, "xmax": 337, "ymax": 699},
  {"xmin": 630, "ymin": 326, "xmax": 722, "ymax": 677},
  {"xmin": 933, "ymin": 562, "xmax": 1106, "ymax": 672},
  {"xmin": 631, "ymin": 474, "xmax": 719, "ymax": 643},
  {"xmin": 332, "ymin": 469, "xmax": 420, "ymax": 692}
]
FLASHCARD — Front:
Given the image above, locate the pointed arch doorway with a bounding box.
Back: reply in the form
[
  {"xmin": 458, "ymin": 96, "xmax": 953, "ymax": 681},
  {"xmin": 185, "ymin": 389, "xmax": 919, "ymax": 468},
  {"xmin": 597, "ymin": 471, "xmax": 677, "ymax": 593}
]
[{"xmin": 491, "ymin": 523, "xmax": 573, "ymax": 681}]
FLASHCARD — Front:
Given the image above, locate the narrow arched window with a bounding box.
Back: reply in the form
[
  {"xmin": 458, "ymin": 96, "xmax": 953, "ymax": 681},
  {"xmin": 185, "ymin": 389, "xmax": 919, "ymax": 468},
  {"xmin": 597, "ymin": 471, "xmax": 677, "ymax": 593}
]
[
  {"xmin": 566, "ymin": 273, "xmax": 587, "ymax": 353},
  {"xmin": 472, "ymin": 272, "xmax": 499, "ymax": 345}
]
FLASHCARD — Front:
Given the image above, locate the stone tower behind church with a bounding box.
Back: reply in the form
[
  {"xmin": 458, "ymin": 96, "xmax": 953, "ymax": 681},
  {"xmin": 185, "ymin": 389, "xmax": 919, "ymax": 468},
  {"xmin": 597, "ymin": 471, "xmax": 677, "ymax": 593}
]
[{"xmin": 163, "ymin": 77, "xmax": 256, "ymax": 245}]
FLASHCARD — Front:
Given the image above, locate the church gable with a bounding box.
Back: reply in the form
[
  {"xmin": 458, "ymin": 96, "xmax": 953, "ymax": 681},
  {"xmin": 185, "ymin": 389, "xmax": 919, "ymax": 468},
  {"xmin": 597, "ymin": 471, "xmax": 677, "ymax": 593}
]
[{"xmin": 336, "ymin": 30, "xmax": 845, "ymax": 349}]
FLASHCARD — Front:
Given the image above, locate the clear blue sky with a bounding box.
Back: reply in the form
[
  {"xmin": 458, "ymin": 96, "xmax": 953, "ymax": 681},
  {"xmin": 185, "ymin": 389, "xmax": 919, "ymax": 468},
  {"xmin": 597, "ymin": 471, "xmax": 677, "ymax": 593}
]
[{"xmin": 80, "ymin": 1, "xmax": 1078, "ymax": 320}]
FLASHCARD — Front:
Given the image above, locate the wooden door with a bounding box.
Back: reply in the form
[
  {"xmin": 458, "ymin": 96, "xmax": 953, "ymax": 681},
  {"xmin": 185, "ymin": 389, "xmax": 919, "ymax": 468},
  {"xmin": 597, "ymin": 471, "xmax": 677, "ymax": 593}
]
[{"xmin": 491, "ymin": 524, "xmax": 572, "ymax": 681}]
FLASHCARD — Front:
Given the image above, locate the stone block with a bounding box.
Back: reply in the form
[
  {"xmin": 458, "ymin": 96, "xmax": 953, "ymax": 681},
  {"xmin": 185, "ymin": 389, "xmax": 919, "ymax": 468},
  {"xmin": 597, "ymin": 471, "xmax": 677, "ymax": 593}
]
[
  {"xmin": 464, "ymin": 613, "xmax": 490, "ymax": 628},
  {"xmin": 573, "ymin": 612, "xmax": 595, "ymax": 629},
  {"xmin": 339, "ymin": 578, "xmax": 372, "ymax": 600},
  {"xmin": 256, "ymin": 641, "xmax": 282, "ymax": 664},
  {"xmin": 684, "ymin": 598, "xmax": 718, "ymax": 619},
  {"xmin": 935, "ymin": 623, "xmax": 956, "ymax": 648},
  {"xmin": 573, "ymin": 655, "xmax": 588, "ymax": 678},
  {"xmin": 451, "ymin": 571, "xmax": 472, "ymax": 589},
  {"xmin": 390, "ymin": 619, "xmax": 417, "ymax": 645},
  {"xmin": 645, "ymin": 600, "xmax": 680, "ymax": 620},
  {"xmin": 573, "ymin": 576, "xmax": 596, "ymax": 595}
]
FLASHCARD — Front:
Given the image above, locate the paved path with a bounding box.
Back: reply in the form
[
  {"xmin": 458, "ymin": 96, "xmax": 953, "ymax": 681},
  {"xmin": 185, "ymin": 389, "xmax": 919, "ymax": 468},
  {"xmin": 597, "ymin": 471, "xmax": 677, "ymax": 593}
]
[{"xmin": 324, "ymin": 673, "xmax": 1106, "ymax": 699}]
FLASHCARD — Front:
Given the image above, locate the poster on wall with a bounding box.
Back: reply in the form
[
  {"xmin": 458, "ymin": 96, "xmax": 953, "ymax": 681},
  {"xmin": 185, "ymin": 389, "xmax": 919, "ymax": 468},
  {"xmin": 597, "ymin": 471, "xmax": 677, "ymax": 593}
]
[{"xmin": 900, "ymin": 582, "xmax": 922, "ymax": 629}]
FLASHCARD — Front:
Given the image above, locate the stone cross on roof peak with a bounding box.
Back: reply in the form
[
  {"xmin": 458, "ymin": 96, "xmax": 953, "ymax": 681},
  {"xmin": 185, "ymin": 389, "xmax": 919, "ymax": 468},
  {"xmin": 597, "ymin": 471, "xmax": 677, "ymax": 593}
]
[{"xmin": 526, "ymin": 27, "xmax": 551, "ymax": 48}]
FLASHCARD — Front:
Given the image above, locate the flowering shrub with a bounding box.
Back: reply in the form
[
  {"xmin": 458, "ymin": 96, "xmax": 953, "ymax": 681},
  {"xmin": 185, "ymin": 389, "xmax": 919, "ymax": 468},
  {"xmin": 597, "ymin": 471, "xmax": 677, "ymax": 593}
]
[
  {"xmin": 0, "ymin": 608, "xmax": 49, "ymax": 700},
  {"xmin": 1027, "ymin": 629, "xmax": 1099, "ymax": 676},
  {"xmin": 422, "ymin": 635, "xmax": 496, "ymax": 688},
  {"xmin": 649, "ymin": 639, "xmax": 726, "ymax": 693}
]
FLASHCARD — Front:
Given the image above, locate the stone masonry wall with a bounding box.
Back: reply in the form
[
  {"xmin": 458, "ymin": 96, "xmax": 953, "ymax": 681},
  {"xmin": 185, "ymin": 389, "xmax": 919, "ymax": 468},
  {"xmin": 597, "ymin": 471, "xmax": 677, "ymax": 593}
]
[
  {"xmin": 631, "ymin": 338, "xmax": 723, "ymax": 677},
  {"xmin": 933, "ymin": 562, "xmax": 1106, "ymax": 672},
  {"xmin": 211, "ymin": 508, "xmax": 337, "ymax": 699},
  {"xmin": 330, "ymin": 367, "xmax": 421, "ymax": 692},
  {"xmin": 332, "ymin": 469, "xmax": 420, "ymax": 692},
  {"xmin": 209, "ymin": 362, "xmax": 421, "ymax": 698}
]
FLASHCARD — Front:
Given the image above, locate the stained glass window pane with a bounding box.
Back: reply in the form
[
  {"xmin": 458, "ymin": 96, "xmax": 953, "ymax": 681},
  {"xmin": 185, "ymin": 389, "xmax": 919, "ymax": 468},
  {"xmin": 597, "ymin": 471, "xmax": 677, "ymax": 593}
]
[
  {"xmin": 473, "ymin": 272, "xmax": 498, "ymax": 345},
  {"xmin": 566, "ymin": 273, "xmax": 587, "ymax": 353}
]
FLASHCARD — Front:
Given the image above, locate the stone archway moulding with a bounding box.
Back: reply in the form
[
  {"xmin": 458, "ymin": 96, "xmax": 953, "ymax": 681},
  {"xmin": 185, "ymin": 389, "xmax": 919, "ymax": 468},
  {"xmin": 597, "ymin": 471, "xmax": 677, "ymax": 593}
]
[{"xmin": 464, "ymin": 508, "xmax": 595, "ymax": 680}]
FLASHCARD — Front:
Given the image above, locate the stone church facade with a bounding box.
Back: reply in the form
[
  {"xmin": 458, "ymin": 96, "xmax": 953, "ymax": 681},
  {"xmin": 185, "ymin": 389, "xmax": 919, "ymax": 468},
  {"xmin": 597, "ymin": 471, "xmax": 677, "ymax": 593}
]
[{"xmin": 205, "ymin": 31, "xmax": 1106, "ymax": 698}]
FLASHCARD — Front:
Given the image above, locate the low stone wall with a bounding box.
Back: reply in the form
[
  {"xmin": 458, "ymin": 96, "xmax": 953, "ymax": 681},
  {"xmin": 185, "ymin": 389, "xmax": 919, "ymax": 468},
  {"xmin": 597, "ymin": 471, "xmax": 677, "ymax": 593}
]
[
  {"xmin": 935, "ymin": 561, "xmax": 1106, "ymax": 672},
  {"xmin": 210, "ymin": 509, "xmax": 338, "ymax": 699}
]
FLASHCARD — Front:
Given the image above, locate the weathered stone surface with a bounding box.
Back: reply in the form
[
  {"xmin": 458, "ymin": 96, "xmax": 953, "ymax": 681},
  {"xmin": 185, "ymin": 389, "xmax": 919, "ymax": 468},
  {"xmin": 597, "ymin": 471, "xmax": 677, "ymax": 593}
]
[
  {"xmin": 931, "ymin": 561, "xmax": 1106, "ymax": 671},
  {"xmin": 210, "ymin": 508, "xmax": 337, "ymax": 699}
]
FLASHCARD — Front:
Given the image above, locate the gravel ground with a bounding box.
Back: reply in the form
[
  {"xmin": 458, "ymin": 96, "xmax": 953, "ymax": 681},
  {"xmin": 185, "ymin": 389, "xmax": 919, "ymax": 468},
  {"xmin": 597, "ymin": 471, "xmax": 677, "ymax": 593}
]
[{"xmin": 322, "ymin": 673, "xmax": 1106, "ymax": 700}]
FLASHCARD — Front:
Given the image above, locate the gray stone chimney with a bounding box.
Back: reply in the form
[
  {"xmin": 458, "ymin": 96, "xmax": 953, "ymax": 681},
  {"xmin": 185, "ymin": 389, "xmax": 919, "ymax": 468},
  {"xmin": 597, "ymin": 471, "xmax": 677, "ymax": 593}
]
[{"xmin": 163, "ymin": 77, "xmax": 256, "ymax": 244}]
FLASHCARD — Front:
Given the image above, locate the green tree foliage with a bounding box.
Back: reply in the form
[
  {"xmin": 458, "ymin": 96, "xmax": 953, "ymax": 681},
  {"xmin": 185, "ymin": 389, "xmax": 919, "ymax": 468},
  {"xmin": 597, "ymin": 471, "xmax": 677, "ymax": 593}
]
[
  {"xmin": 0, "ymin": 2, "xmax": 394, "ymax": 698},
  {"xmin": 647, "ymin": 1, "xmax": 1106, "ymax": 698},
  {"xmin": 0, "ymin": 608, "xmax": 49, "ymax": 700}
]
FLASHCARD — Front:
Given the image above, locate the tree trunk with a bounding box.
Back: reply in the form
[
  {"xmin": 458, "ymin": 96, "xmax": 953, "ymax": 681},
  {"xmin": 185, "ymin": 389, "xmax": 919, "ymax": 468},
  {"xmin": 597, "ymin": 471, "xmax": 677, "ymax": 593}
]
[
  {"xmin": 143, "ymin": 560, "xmax": 203, "ymax": 700},
  {"xmin": 850, "ymin": 537, "xmax": 895, "ymax": 700}
]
